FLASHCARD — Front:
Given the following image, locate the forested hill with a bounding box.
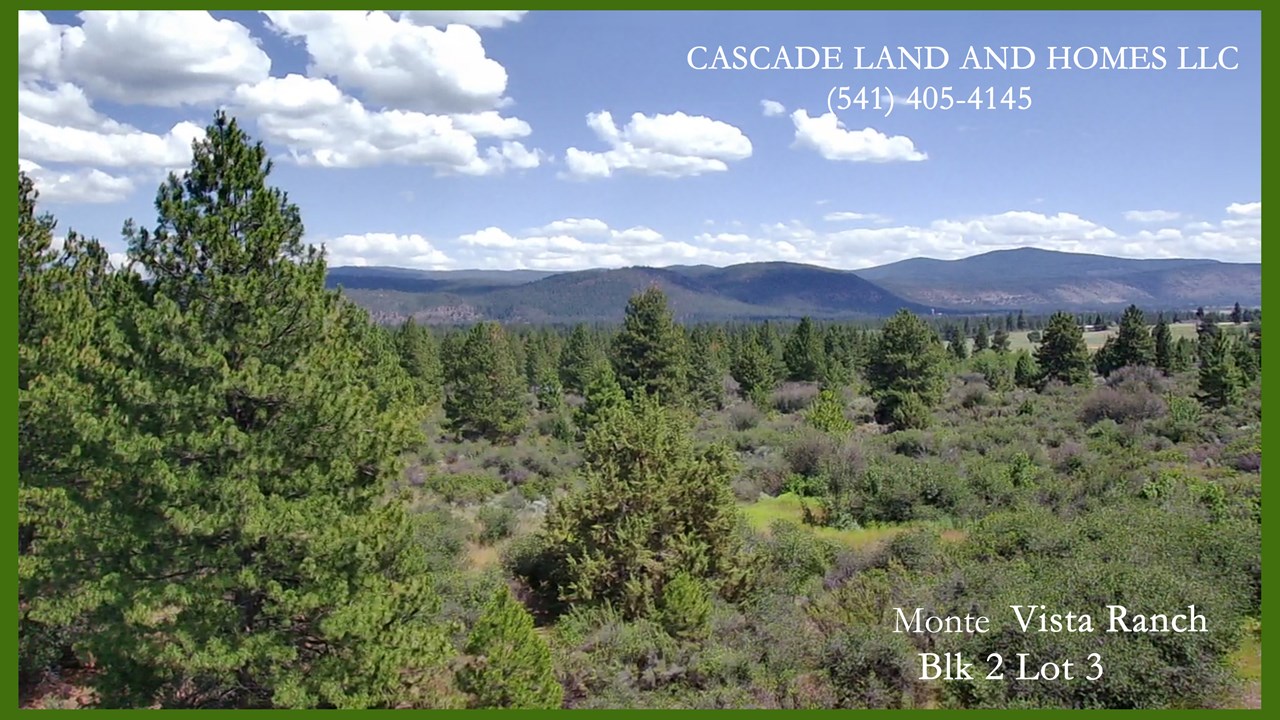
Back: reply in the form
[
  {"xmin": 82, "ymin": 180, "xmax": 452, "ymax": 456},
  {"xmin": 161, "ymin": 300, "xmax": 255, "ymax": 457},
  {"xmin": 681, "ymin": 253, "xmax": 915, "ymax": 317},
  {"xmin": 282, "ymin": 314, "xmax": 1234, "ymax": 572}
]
[
  {"xmin": 328, "ymin": 249, "xmax": 1261, "ymax": 324},
  {"xmin": 329, "ymin": 263, "xmax": 932, "ymax": 323}
]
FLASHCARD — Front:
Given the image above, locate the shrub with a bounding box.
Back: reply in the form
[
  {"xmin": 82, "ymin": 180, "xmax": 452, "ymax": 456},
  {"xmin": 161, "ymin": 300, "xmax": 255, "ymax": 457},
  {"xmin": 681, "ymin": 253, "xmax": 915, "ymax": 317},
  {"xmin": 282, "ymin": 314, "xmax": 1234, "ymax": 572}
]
[
  {"xmin": 772, "ymin": 382, "xmax": 820, "ymax": 414},
  {"xmin": 426, "ymin": 471, "xmax": 507, "ymax": 504},
  {"xmin": 728, "ymin": 403, "xmax": 764, "ymax": 431},
  {"xmin": 1079, "ymin": 387, "xmax": 1166, "ymax": 425},
  {"xmin": 476, "ymin": 504, "xmax": 518, "ymax": 544},
  {"xmin": 658, "ymin": 572, "xmax": 712, "ymax": 640},
  {"xmin": 804, "ymin": 389, "xmax": 854, "ymax": 434},
  {"xmin": 784, "ymin": 429, "xmax": 837, "ymax": 477}
]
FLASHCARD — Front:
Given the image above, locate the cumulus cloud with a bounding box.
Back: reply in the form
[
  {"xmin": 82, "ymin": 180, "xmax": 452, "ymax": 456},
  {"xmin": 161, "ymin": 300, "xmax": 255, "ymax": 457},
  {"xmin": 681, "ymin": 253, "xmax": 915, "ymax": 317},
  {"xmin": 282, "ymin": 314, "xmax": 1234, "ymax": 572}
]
[
  {"xmin": 398, "ymin": 11, "xmax": 528, "ymax": 29},
  {"xmin": 790, "ymin": 109, "xmax": 926, "ymax": 163},
  {"xmin": 19, "ymin": 158, "xmax": 134, "ymax": 204},
  {"xmin": 230, "ymin": 74, "xmax": 542, "ymax": 174},
  {"xmin": 263, "ymin": 11, "xmax": 509, "ymax": 114},
  {"xmin": 562, "ymin": 110, "xmax": 752, "ymax": 179},
  {"xmin": 20, "ymin": 11, "xmax": 271, "ymax": 106},
  {"xmin": 322, "ymin": 233, "xmax": 454, "ymax": 269},
  {"xmin": 1227, "ymin": 201, "xmax": 1261, "ymax": 218},
  {"xmin": 760, "ymin": 99, "xmax": 786, "ymax": 116},
  {"xmin": 19, "ymin": 112, "xmax": 204, "ymax": 169}
]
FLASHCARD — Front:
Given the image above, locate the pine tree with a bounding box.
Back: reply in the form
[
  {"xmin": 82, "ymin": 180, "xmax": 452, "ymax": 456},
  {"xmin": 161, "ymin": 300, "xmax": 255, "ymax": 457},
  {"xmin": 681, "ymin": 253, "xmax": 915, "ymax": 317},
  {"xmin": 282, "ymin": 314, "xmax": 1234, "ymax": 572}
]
[
  {"xmin": 558, "ymin": 323, "xmax": 601, "ymax": 395},
  {"xmin": 945, "ymin": 324, "xmax": 969, "ymax": 361},
  {"xmin": 992, "ymin": 328, "xmax": 1011, "ymax": 353},
  {"xmin": 1232, "ymin": 302, "xmax": 1244, "ymax": 325},
  {"xmin": 804, "ymin": 388, "xmax": 854, "ymax": 434},
  {"xmin": 866, "ymin": 310, "xmax": 949, "ymax": 427},
  {"xmin": 1035, "ymin": 312, "xmax": 1092, "ymax": 386},
  {"xmin": 784, "ymin": 316, "xmax": 825, "ymax": 381},
  {"xmin": 611, "ymin": 286, "xmax": 688, "ymax": 404},
  {"xmin": 687, "ymin": 325, "xmax": 729, "ymax": 410},
  {"xmin": 445, "ymin": 321, "xmax": 528, "ymax": 441},
  {"xmin": 973, "ymin": 324, "xmax": 990, "ymax": 352},
  {"xmin": 1109, "ymin": 305, "xmax": 1155, "ymax": 371},
  {"xmin": 1198, "ymin": 331, "xmax": 1242, "ymax": 409},
  {"xmin": 1016, "ymin": 310, "xmax": 1027, "ymax": 330},
  {"xmin": 575, "ymin": 358, "xmax": 627, "ymax": 434},
  {"xmin": 456, "ymin": 587, "xmax": 562, "ymax": 709},
  {"xmin": 21, "ymin": 115, "xmax": 452, "ymax": 708},
  {"xmin": 1013, "ymin": 350, "xmax": 1038, "ymax": 389},
  {"xmin": 1153, "ymin": 315, "xmax": 1174, "ymax": 374},
  {"xmin": 731, "ymin": 331, "xmax": 778, "ymax": 408},
  {"xmin": 395, "ymin": 317, "xmax": 443, "ymax": 406}
]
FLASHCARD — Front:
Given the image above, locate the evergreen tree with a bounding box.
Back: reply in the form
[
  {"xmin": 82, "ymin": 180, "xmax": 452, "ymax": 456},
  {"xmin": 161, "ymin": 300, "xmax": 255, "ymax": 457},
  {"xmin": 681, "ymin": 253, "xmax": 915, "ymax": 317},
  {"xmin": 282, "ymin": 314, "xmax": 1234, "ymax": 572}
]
[
  {"xmin": 525, "ymin": 332, "xmax": 563, "ymax": 410},
  {"xmin": 395, "ymin": 317, "xmax": 443, "ymax": 406},
  {"xmin": 992, "ymin": 327, "xmax": 1012, "ymax": 353},
  {"xmin": 1232, "ymin": 302, "xmax": 1244, "ymax": 325},
  {"xmin": 456, "ymin": 587, "xmax": 562, "ymax": 709},
  {"xmin": 973, "ymin": 324, "xmax": 990, "ymax": 352},
  {"xmin": 21, "ymin": 115, "xmax": 451, "ymax": 708},
  {"xmin": 1109, "ymin": 305, "xmax": 1155, "ymax": 371},
  {"xmin": 1197, "ymin": 317, "xmax": 1222, "ymax": 365},
  {"xmin": 1198, "ymin": 331, "xmax": 1242, "ymax": 409},
  {"xmin": 1153, "ymin": 315, "xmax": 1174, "ymax": 374},
  {"xmin": 687, "ymin": 325, "xmax": 729, "ymax": 410},
  {"xmin": 536, "ymin": 394, "xmax": 743, "ymax": 618},
  {"xmin": 1013, "ymin": 350, "xmax": 1038, "ymax": 389},
  {"xmin": 945, "ymin": 324, "xmax": 969, "ymax": 361},
  {"xmin": 731, "ymin": 331, "xmax": 778, "ymax": 408},
  {"xmin": 445, "ymin": 322, "xmax": 528, "ymax": 441},
  {"xmin": 1016, "ymin": 310, "xmax": 1027, "ymax": 330},
  {"xmin": 1172, "ymin": 337, "xmax": 1196, "ymax": 373},
  {"xmin": 611, "ymin": 286, "xmax": 687, "ymax": 404},
  {"xmin": 784, "ymin": 316, "xmax": 825, "ymax": 381},
  {"xmin": 574, "ymin": 358, "xmax": 627, "ymax": 434},
  {"xmin": 1035, "ymin": 312, "xmax": 1092, "ymax": 386},
  {"xmin": 558, "ymin": 323, "xmax": 601, "ymax": 396},
  {"xmin": 866, "ymin": 310, "xmax": 949, "ymax": 426},
  {"xmin": 805, "ymin": 388, "xmax": 854, "ymax": 434}
]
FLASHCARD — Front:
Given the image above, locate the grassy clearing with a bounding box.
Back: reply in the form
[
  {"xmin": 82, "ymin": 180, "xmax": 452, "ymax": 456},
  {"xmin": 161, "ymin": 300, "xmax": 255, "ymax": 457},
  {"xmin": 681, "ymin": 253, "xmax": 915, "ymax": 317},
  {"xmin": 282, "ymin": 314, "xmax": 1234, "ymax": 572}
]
[
  {"xmin": 1002, "ymin": 320, "xmax": 1218, "ymax": 352},
  {"xmin": 741, "ymin": 492, "xmax": 939, "ymax": 550},
  {"xmin": 1224, "ymin": 620, "xmax": 1262, "ymax": 709}
]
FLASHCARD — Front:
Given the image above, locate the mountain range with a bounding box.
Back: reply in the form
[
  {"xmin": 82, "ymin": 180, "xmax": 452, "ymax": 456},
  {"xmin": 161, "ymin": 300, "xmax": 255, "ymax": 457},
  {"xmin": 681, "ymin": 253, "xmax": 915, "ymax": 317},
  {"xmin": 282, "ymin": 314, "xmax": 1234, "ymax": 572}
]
[{"xmin": 327, "ymin": 247, "xmax": 1261, "ymax": 324}]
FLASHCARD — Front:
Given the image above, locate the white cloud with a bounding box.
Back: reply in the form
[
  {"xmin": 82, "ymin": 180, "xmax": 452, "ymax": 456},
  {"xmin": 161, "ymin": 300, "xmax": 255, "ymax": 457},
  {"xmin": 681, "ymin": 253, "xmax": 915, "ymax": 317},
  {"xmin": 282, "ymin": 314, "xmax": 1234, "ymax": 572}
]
[
  {"xmin": 263, "ymin": 11, "xmax": 509, "ymax": 114},
  {"xmin": 230, "ymin": 74, "xmax": 542, "ymax": 174},
  {"xmin": 562, "ymin": 110, "xmax": 752, "ymax": 179},
  {"xmin": 1123, "ymin": 209, "xmax": 1182, "ymax": 223},
  {"xmin": 18, "ymin": 112, "xmax": 204, "ymax": 169},
  {"xmin": 322, "ymin": 233, "xmax": 454, "ymax": 269},
  {"xmin": 760, "ymin": 99, "xmax": 786, "ymax": 117},
  {"xmin": 399, "ymin": 11, "xmax": 528, "ymax": 29},
  {"xmin": 19, "ymin": 158, "xmax": 135, "ymax": 204},
  {"xmin": 18, "ymin": 81, "xmax": 123, "ymax": 131},
  {"xmin": 823, "ymin": 211, "xmax": 886, "ymax": 223},
  {"xmin": 20, "ymin": 11, "xmax": 271, "ymax": 106},
  {"xmin": 790, "ymin": 109, "xmax": 926, "ymax": 163},
  {"xmin": 1226, "ymin": 201, "xmax": 1261, "ymax": 218}
]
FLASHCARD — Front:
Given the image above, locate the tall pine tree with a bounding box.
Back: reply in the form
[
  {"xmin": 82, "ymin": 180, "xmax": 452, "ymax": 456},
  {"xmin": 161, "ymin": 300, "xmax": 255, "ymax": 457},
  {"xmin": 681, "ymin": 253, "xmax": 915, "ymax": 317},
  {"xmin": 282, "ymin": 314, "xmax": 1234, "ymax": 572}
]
[
  {"xmin": 445, "ymin": 321, "xmax": 528, "ymax": 441},
  {"xmin": 20, "ymin": 115, "xmax": 453, "ymax": 708},
  {"xmin": 611, "ymin": 286, "xmax": 688, "ymax": 405},
  {"xmin": 1035, "ymin": 312, "xmax": 1092, "ymax": 386}
]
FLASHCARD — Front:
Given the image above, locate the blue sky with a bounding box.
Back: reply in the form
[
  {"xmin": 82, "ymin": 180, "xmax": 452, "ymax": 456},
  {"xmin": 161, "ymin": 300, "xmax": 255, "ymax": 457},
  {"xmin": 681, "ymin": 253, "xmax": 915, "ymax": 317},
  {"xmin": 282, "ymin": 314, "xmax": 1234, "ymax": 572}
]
[{"xmin": 18, "ymin": 10, "xmax": 1261, "ymax": 270}]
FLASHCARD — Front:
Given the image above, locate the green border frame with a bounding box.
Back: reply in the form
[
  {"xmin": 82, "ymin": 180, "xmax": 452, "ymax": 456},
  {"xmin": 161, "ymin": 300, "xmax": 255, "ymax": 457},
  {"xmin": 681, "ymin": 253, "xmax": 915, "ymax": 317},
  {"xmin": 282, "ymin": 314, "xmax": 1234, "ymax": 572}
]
[{"xmin": 8, "ymin": 4, "xmax": 1267, "ymax": 715}]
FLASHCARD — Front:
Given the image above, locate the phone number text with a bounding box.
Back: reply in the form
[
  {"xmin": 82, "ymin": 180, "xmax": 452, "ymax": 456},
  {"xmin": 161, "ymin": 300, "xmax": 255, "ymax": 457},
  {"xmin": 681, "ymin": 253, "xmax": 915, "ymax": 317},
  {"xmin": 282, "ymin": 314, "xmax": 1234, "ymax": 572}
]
[{"xmin": 828, "ymin": 86, "xmax": 1033, "ymax": 117}]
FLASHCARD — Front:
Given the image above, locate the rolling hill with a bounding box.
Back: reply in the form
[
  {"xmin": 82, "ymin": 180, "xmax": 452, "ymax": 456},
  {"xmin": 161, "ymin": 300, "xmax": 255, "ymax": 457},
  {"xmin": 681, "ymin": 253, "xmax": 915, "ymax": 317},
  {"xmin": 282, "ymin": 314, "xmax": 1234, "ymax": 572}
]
[
  {"xmin": 326, "ymin": 248, "xmax": 1261, "ymax": 324},
  {"xmin": 854, "ymin": 248, "xmax": 1261, "ymax": 311}
]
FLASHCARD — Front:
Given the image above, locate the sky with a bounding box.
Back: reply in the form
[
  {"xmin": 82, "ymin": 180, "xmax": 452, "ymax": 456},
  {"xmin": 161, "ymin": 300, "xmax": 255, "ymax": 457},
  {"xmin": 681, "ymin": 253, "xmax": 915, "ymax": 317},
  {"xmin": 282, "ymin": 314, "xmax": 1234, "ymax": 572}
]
[{"xmin": 17, "ymin": 10, "xmax": 1262, "ymax": 271}]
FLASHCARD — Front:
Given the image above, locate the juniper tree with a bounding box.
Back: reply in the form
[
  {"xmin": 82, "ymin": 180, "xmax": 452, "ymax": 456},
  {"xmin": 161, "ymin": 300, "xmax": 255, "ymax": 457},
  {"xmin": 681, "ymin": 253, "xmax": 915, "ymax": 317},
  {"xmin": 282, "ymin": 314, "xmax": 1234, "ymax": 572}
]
[
  {"xmin": 456, "ymin": 587, "xmax": 562, "ymax": 709},
  {"xmin": 1013, "ymin": 350, "xmax": 1039, "ymax": 389},
  {"xmin": 537, "ymin": 394, "xmax": 743, "ymax": 619},
  {"xmin": 1110, "ymin": 305, "xmax": 1155, "ymax": 370},
  {"xmin": 731, "ymin": 330, "xmax": 777, "ymax": 408},
  {"xmin": 19, "ymin": 115, "xmax": 452, "ymax": 708}
]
